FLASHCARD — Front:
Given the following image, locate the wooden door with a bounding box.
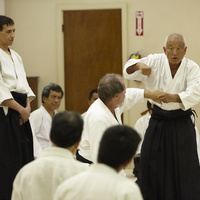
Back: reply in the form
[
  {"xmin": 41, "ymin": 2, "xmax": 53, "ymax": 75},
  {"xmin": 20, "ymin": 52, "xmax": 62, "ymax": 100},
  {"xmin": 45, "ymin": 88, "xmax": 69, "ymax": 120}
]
[{"xmin": 63, "ymin": 9, "xmax": 122, "ymax": 113}]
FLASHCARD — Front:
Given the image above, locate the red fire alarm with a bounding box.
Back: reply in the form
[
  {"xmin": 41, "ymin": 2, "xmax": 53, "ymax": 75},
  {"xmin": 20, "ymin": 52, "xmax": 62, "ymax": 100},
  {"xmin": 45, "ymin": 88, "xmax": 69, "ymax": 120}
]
[{"xmin": 136, "ymin": 11, "xmax": 144, "ymax": 36}]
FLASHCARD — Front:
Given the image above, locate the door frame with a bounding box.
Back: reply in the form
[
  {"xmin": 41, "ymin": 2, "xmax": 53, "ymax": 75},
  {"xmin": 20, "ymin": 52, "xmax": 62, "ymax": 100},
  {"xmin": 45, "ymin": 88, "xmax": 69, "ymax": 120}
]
[{"xmin": 56, "ymin": 2, "xmax": 128, "ymax": 119}]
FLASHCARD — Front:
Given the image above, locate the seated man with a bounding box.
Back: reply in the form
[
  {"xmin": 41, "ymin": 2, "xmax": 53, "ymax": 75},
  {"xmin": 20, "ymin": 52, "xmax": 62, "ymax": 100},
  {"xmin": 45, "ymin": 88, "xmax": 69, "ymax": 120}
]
[
  {"xmin": 29, "ymin": 83, "xmax": 64, "ymax": 157},
  {"xmin": 54, "ymin": 125, "xmax": 143, "ymax": 200},
  {"xmin": 12, "ymin": 111, "xmax": 89, "ymax": 200}
]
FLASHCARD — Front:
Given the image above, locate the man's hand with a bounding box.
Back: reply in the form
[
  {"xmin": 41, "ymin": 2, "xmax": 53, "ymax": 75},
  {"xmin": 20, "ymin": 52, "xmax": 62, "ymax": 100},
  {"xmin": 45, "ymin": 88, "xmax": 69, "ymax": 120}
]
[
  {"xmin": 158, "ymin": 92, "xmax": 181, "ymax": 103},
  {"xmin": 144, "ymin": 90, "xmax": 163, "ymax": 104},
  {"xmin": 138, "ymin": 63, "xmax": 151, "ymax": 76},
  {"xmin": 19, "ymin": 107, "xmax": 31, "ymax": 125},
  {"xmin": 3, "ymin": 98, "xmax": 31, "ymax": 125},
  {"xmin": 126, "ymin": 62, "xmax": 151, "ymax": 76}
]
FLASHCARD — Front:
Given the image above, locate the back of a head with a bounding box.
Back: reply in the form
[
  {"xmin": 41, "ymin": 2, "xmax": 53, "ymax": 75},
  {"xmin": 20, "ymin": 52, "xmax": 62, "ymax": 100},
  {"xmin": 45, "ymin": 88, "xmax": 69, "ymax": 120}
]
[
  {"xmin": 98, "ymin": 73, "xmax": 125, "ymax": 103},
  {"xmin": 50, "ymin": 111, "xmax": 83, "ymax": 148},
  {"xmin": 41, "ymin": 83, "xmax": 64, "ymax": 103},
  {"xmin": 97, "ymin": 125, "xmax": 141, "ymax": 168},
  {"xmin": 0, "ymin": 15, "xmax": 14, "ymax": 31}
]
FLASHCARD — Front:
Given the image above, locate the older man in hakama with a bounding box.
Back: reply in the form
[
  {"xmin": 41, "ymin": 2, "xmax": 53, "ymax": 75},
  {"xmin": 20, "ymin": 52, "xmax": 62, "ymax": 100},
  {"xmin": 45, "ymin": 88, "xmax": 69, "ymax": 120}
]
[{"xmin": 123, "ymin": 33, "xmax": 200, "ymax": 200}]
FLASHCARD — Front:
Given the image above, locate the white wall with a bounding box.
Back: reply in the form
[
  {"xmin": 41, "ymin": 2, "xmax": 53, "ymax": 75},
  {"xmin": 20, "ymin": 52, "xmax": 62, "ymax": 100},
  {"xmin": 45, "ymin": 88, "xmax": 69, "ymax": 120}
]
[
  {"xmin": 0, "ymin": 0, "xmax": 4, "ymax": 14},
  {"xmin": 4, "ymin": 0, "xmax": 200, "ymax": 130}
]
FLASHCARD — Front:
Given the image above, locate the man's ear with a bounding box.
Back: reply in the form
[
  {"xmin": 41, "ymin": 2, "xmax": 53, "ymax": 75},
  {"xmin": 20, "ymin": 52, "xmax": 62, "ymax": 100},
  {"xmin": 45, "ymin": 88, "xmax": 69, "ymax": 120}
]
[
  {"xmin": 114, "ymin": 94, "xmax": 119, "ymax": 99},
  {"xmin": 88, "ymin": 99, "xmax": 92, "ymax": 106},
  {"xmin": 184, "ymin": 46, "xmax": 187, "ymax": 54},
  {"xmin": 74, "ymin": 138, "xmax": 81, "ymax": 149},
  {"xmin": 163, "ymin": 47, "xmax": 166, "ymax": 54},
  {"xmin": 42, "ymin": 96, "xmax": 46, "ymax": 103}
]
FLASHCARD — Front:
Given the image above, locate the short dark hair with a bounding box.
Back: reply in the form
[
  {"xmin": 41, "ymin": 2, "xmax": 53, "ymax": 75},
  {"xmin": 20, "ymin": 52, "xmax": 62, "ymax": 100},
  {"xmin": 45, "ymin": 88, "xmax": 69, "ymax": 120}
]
[
  {"xmin": 50, "ymin": 111, "xmax": 83, "ymax": 148},
  {"xmin": 98, "ymin": 125, "xmax": 141, "ymax": 168},
  {"xmin": 98, "ymin": 73, "xmax": 125, "ymax": 103},
  {"xmin": 0, "ymin": 15, "xmax": 14, "ymax": 31},
  {"xmin": 88, "ymin": 89, "xmax": 98, "ymax": 100},
  {"xmin": 41, "ymin": 83, "xmax": 64, "ymax": 103}
]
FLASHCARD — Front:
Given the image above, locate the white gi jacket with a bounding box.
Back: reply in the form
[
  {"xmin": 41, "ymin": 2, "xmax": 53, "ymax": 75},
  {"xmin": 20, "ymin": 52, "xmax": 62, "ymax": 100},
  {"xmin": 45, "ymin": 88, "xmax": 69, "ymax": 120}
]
[
  {"xmin": 123, "ymin": 53, "xmax": 200, "ymax": 162},
  {"xmin": 30, "ymin": 105, "xmax": 56, "ymax": 157},
  {"xmin": 134, "ymin": 112, "xmax": 151, "ymax": 154},
  {"xmin": 11, "ymin": 147, "xmax": 89, "ymax": 200},
  {"xmin": 0, "ymin": 48, "xmax": 35, "ymax": 115},
  {"xmin": 123, "ymin": 53, "xmax": 200, "ymax": 111},
  {"xmin": 78, "ymin": 88, "xmax": 144, "ymax": 163},
  {"xmin": 54, "ymin": 163, "xmax": 143, "ymax": 200}
]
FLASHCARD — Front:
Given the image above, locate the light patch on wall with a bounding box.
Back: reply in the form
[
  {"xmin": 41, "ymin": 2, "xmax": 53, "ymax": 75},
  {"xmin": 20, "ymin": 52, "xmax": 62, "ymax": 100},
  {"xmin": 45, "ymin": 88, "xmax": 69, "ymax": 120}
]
[{"xmin": 0, "ymin": 0, "xmax": 5, "ymax": 14}]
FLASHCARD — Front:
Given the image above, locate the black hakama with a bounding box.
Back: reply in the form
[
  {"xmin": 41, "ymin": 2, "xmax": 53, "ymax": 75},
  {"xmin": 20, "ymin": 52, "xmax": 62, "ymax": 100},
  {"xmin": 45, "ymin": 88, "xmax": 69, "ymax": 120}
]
[
  {"xmin": 138, "ymin": 105, "xmax": 200, "ymax": 200},
  {"xmin": 0, "ymin": 92, "xmax": 34, "ymax": 200}
]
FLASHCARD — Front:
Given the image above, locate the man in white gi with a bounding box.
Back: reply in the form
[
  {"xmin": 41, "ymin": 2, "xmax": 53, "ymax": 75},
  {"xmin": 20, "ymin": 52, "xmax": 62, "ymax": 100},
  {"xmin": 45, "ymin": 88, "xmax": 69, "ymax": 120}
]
[
  {"xmin": 12, "ymin": 111, "xmax": 89, "ymax": 200},
  {"xmin": 54, "ymin": 125, "xmax": 143, "ymax": 200},
  {"xmin": 0, "ymin": 15, "xmax": 35, "ymax": 199},
  {"xmin": 123, "ymin": 33, "xmax": 200, "ymax": 200},
  {"xmin": 29, "ymin": 83, "xmax": 64, "ymax": 158},
  {"xmin": 77, "ymin": 73, "xmax": 162, "ymax": 164}
]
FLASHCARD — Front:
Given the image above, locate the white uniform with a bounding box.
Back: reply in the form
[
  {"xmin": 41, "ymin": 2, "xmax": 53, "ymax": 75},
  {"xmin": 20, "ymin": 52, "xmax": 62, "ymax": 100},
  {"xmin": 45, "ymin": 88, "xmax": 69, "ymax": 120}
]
[
  {"xmin": 30, "ymin": 105, "xmax": 54, "ymax": 157},
  {"xmin": 81, "ymin": 111, "xmax": 86, "ymax": 119},
  {"xmin": 0, "ymin": 48, "xmax": 35, "ymax": 199},
  {"xmin": 78, "ymin": 88, "xmax": 144, "ymax": 163},
  {"xmin": 123, "ymin": 54, "xmax": 200, "ymax": 111},
  {"xmin": 123, "ymin": 53, "xmax": 200, "ymax": 161},
  {"xmin": 0, "ymin": 48, "xmax": 35, "ymax": 114},
  {"xmin": 134, "ymin": 112, "xmax": 151, "ymax": 154},
  {"xmin": 54, "ymin": 163, "xmax": 143, "ymax": 200},
  {"xmin": 11, "ymin": 147, "xmax": 89, "ymax": 200}
]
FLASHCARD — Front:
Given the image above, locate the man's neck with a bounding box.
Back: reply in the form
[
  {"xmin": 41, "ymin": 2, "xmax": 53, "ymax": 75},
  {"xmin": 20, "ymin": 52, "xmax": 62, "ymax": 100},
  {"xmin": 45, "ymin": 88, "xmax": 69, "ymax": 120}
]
[
  {"xmin": 43, "ymin": 105, "xmax": 55, "ymax": 118},
  {"xmin": 104, "ymin": 100, "xmax": 116, "ymax": 116},
  {"xmin": 169, "ymin": 63, "xmax": 181, "ymax": 78},
  {"xmin": 0, "ymin": 45, "xmax": 10, "ymax": 54},
  {"xmin": 52, "ymin": 143, "xmax": 77, "ymax": 155}
]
